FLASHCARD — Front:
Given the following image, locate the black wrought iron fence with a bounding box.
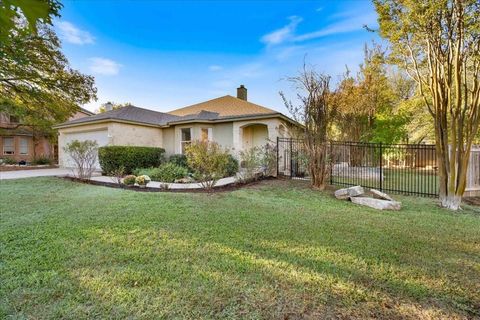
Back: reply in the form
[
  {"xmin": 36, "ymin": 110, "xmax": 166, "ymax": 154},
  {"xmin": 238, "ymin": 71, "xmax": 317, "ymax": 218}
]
[{"xmin": 276, "ymin": 138, "xmax": 439, "ymax": 197}]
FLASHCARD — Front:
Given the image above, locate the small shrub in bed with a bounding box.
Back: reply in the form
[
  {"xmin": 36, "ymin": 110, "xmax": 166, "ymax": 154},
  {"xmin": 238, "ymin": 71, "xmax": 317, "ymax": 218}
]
[
  {"xmin": 169, "ymin": 154, "xmax": 189, "ymax": 169},
  {"xmin": 135, "ymin": 175, "xmax": 151, "ymax": 187},
  {"xmin": 123, "ymin": 175, "xmax": 136, "ymax": 186},
  {"xmin": 32, "ymin": 156, "xmax": 53, "ymax": 165},
  {"xmin": 134, "ymin": 163, "xmax": 189, "ymax": 183},
  {"xmin": 98, "ymin": 146, "xmax": 165, "ymax": 174},
  {"xmin": 1, "ymin": 157, "xmax": 17, "ymax": 165},
  {"xmin": 224, "ymin": 154, "xmax": 239, "ymax": 177}
]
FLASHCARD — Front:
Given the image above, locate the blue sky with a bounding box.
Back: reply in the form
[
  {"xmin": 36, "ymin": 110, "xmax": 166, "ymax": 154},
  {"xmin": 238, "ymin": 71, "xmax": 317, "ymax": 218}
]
[{"xmin": 55, "ymin": 0, "xmax": 380, "ymax": 114}]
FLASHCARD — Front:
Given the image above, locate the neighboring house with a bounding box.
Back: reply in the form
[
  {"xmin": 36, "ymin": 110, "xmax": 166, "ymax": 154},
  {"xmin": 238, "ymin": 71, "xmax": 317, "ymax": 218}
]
[
  {"xmin": 55, "ymin": 85, "xmax": 297, "ymax": 168},
  {"xmin": 0, "ymin": 108, "xmax": 93, "ymax": 163}
]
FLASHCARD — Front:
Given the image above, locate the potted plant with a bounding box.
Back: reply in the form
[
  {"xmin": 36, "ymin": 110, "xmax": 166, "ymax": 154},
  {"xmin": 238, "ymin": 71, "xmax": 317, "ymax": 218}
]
[{"xmin": 135, "ymin": 175, "xmax": 151, "ymax": 188}]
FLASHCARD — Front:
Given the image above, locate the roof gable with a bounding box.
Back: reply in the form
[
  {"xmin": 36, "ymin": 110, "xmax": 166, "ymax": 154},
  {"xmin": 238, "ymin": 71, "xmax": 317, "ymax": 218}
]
[{"xmin": 167, "ymin": 95, "xmax": 278, "ymax": 117}]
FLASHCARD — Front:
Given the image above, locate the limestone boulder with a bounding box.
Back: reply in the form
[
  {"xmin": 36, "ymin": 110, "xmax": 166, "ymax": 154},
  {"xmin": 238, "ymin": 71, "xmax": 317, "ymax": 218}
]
[
  {"xmin": 370, "ymin": 189, "xmax": 394, "ymax": 201},
  {"xmin": 350, "ymin": 197, "xmax": 401, "ymax": 210},
  {"xmin": 334, "ymin": 186, "xmax": 365, "ymax": 200}
]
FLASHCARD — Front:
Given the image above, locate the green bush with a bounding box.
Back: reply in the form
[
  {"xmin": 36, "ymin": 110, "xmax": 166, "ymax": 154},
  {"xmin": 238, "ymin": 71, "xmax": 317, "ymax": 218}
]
[
  {"xmin": 98, "ymin": 146, "xmax": 165, "ymax": 174},
  {"xmin": 185, "ymin": 140, "xmax": 230, "ymax": 189},
  {"xmin": 1, "ymin": 157, "xmax": 17, "ymax": 165},
  {"xmin": 225, "ymin": 154, "xmax": 239, "ymax": 177},
  {"xmin": 169, "ymin": 154, "xmax": 189, "ymax": 169},
  {"xmin": 134, "ymin": 162, "xmax": 189, "ymax": 183},
  {"xmin": 123, "ymin": 175, "xmax": 136, "ymax": 185},
  {"xmin": 32, "ymin": 156, "xmax": 53, "ymax": 165}
]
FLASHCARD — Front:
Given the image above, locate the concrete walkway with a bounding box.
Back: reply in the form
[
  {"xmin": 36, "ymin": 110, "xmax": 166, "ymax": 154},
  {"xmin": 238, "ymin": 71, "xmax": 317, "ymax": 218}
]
[{"xmin": 0, "ymin": 168, "xmax": 72, "ymax": 180}]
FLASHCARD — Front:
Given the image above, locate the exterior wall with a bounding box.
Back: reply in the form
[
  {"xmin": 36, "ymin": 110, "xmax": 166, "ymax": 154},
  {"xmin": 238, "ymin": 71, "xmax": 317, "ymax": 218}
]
[
  {"xmin": 58, "ymin": 123, "xmax": 110, "ymax": 168},
  {"xmin": 109, "ymin": 123, "xmax": 163, "ymax": 148},
  {"xmin": 212, "ymin": 123, "xmax": 233, "ymax": 150},
  {"xmin": 170, "ymin": 123, "xmax": 234, "ymax": 155},
  {"xmin": 232, "ymin": 118, "xmax": 291, "ymax": 156},
  {"xmin": 162, "ymin": 127, "xmax": 176, "ymax": 156}
]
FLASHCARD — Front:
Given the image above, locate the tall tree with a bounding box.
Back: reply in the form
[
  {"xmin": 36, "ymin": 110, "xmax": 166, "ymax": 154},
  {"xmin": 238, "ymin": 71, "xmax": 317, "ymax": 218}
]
[
  {"xmin": 0, "ymin": 25, "xmax": 97, "ymax": 133},
  {"xmin": 334, "ymin": 44, "xmax": 408, "ymax": 144},
  {"xmin": 281, "ymin": 65, "xmax": 335, "ymax": 189},
  {"xmin": 0, "ymin": 0, "xmax": 62, "ymax": 40},
  {"xmin": 374, "ymin": 0, "xmax": 480, "ymax": 210}
]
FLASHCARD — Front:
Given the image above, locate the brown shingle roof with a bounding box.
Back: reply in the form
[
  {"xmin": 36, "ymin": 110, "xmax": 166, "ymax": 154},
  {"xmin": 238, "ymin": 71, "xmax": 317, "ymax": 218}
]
[{"xmin": 167, "ymin": 95, "xmax": 278, "ymax": 117}]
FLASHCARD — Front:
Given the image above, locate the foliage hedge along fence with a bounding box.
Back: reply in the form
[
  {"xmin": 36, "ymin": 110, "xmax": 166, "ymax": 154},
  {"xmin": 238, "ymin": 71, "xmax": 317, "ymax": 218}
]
[{"xmin": 98, "ymin": 146, "xmax": 165, "ymax": 174}]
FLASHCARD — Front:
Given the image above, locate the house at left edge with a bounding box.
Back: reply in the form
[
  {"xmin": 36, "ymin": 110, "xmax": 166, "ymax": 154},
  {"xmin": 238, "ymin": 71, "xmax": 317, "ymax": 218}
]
[{"xmin": 0, "ymin": 108, "xmax": 94, "ymax": 163}]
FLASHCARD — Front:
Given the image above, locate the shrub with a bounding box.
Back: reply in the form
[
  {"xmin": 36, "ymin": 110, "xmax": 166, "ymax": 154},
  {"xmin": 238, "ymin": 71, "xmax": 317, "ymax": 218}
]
[
  {"xmin": 225, "ymin": 154, "xmax": 239, "ymax": 177},
  {"xmin": 239, "ymin": 146, "xmax": 262, "ymax": 182},
  {"xmin": 134, "ymin": 162, "xmax": 189, "ymax": 183},
  {"xmin": 1, "ymin": 157, "xmax": 17, "ymax": 165},
  {"xmin": 63, "ymin": 140, "xmax": 98, "ymax": 180},
  {"xmin": 32, "ymin": 156, "xmax": 53, "ymax": 165},
  {"xmin": 185, "ymin": 140, "xmax": 230, "ymax": 189},
  {"xmin": 135, "ymin": 175, "xmax": 151, "ymax": 186},
  {"xmin": 98, "ymin": 146, "xmax": 165, "ymax": 174},
  {"xmin": 169, "ymin": 154, "xmax": 189, "ymax": 169},
  {"xmin": 123, "ymin": 175, "xmax": 136, "ymax": 185}
]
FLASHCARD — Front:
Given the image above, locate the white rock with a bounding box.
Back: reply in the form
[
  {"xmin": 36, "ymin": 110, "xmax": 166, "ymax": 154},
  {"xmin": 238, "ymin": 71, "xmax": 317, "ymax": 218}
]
[
  {"xmin": 350, "ymin": 197, "xmax": 401, "ymax": 210},
  {"xmin": 370, "ymin": 189, "xmax": 394, "ymax": 201},
  {"xmin": 334, "ymin": 186, "xmax": 365, "ymax": 199}
]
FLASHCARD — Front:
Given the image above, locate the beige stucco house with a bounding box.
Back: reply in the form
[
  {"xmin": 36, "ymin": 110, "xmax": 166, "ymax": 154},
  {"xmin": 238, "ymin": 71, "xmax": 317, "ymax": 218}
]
[{"xmin": 55, "ymin": 86, "xmax": 296, "ymax": 168}]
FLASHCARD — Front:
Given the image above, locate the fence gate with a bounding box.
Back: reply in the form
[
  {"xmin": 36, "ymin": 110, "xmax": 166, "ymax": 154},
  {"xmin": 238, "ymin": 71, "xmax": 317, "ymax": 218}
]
[{"xmin": 277, "ymin": 138, "xmax": 439, "ymax": 197}]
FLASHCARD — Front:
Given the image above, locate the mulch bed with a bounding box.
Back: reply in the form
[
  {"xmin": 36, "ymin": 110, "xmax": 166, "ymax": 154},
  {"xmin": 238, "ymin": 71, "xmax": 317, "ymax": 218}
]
[
  {"xmin": 61, "ymin": 176, "xmax": 275, "ymax": 193},
  {"xmin": 462, "ymin": 197, "xmax": 480, "ymax": 206},
  {"xmin": 0, "ymin": 165, "xmax": 58, "ymax": 172}
]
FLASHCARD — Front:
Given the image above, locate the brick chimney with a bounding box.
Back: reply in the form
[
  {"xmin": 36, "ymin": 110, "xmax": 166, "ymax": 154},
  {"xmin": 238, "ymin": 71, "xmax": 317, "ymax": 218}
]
[{"xmin": 237, "ymin": 85, "xmax": 247, "ymax": 101}]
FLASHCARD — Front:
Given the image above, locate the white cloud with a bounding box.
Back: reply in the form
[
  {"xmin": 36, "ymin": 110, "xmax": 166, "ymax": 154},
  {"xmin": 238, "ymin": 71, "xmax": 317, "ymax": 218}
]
[
  {"xmin": 208, "ymin": 65, "xmax": 223, "ymax": 71},
  {"xmin": 88, "ymin": 57, "xmax": 122, "ymax": 76},
  {"xmin": 261, "ymin": 16, "xmax": 302, "ymax": 46},
  {"xmin": 57, "ymin": 21, "xmax": 95, "ymax": 45}
]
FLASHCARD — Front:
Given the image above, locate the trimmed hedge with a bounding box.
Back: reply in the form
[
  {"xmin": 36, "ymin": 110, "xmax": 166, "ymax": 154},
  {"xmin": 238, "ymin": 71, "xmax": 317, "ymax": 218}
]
[{"xmin": 98, "ymin": 146, "xmax": 165, "ymax": 174}]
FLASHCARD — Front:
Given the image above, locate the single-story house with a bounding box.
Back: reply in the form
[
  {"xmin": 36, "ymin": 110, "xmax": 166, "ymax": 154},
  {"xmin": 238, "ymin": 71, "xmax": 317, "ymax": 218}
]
[
  {"xmin": 1, "ymin": 107, "xmax": 93, "ymax": 163},
  {"xmin": 54, "ymin": 86, "xmax": 297, "ymax": 168}
]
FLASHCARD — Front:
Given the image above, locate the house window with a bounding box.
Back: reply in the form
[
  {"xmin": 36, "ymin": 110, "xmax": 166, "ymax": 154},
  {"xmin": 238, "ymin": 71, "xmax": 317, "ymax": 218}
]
[
  {"xmin": 200, "ymin": 128, "xmax": 212, "ymax": 142},
  {"xmin": 3, "ymin": 137, "xmax": 14, "ymax": 155},
  {"xmin": 20, "ymin": 138, "xmax": 28, "ymax": 155},
  {"xmin": 181, "ymin": 128, "xmax": 192, "ymax": 154}
]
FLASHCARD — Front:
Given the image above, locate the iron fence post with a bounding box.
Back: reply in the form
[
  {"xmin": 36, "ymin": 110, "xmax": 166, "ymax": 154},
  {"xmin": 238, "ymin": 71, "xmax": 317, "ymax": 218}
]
[
  {"xmin": 276, "ymin": 136, "xmax": 279, "ymax": 177},
  {"xmin": 379, "ymin": 142, "xmax": 383, "ymax": 191},
  {"xmin": 329, "ymin": 141, "xmax": 333, "ymax": 185},
  {"xmin": 290, "ymin": 138, "xmax": 293, "ymax": 178}
]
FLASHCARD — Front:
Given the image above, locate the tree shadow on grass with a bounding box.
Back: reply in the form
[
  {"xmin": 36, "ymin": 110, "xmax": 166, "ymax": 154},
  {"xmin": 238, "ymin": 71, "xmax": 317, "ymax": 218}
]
[{"xmin": 59, "ymin": 227, "xmax": 478, "ymax": 319}]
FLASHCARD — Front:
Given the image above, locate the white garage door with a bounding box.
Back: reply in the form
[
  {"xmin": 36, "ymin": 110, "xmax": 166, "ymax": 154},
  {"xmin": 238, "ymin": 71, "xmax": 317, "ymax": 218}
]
[{"xmin": 63, "ymin": 130, "xmax": 109, "ymax": 169}]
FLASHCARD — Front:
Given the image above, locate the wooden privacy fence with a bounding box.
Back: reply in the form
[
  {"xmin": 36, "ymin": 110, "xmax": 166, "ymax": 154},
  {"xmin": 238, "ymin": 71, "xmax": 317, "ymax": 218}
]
[{"xmin": 276, "ymin": 138, "xmax": 480, "ymax": 197}]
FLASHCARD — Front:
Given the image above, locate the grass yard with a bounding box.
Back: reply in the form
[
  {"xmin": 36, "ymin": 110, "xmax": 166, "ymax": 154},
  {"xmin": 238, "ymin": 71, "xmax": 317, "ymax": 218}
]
[{"xmin": 1, "ymin": 178, "xmax": 479, "ymax": 319}]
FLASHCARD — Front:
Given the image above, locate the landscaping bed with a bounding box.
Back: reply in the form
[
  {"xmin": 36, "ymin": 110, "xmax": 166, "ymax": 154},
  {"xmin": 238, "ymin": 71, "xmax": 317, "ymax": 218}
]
[
  {"xmin": 0, "ymin": 164, "xmax": 58, "ymax": 172},
  {"xmin": 62, "ymin": 175, "xmax": 272, "ymax": 193}
]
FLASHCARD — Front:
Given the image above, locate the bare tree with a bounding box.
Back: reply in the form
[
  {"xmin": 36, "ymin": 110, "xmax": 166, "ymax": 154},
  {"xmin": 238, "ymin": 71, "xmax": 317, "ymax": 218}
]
[
  {"xmin": 63, "ymin": 140, "xmax": 98, "ymax": 180},
  {"xmin": 375, "ymin": 0, "xmax": 480, "ymax": 210},
  {"xmin": 280, "ymin": 65, "xmax": 335, "ymax": 189}
]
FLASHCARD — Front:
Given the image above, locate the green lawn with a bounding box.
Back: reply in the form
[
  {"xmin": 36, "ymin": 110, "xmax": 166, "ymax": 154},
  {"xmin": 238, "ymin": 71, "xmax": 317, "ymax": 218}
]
[{"xmin": 1, "ymin": 178, "xmax": 479, "ymax": 319}]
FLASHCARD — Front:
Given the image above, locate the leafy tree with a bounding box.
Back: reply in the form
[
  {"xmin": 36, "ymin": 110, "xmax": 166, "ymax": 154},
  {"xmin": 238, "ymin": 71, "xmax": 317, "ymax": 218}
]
[
  {"xmin": 375, "ymin": 0, "xmax": 480, "ymax": 210},
  {"xmin": 0, "ymin": 25, "xmax": 97, "ymax": 134},
  {"xmin": 281, "ymin": 65, "xmax": 335, "ymax": 190},
  {"xmin": 334, "ymin": 44, "xmax": 408, "ymax": 144},
  {"xmin": 0, "ymin": 0, "xmax": 62, "ymax": 40},
  {"xmin": 96, "ymin": 102, "xmax": 132, "ymax": 113}
]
